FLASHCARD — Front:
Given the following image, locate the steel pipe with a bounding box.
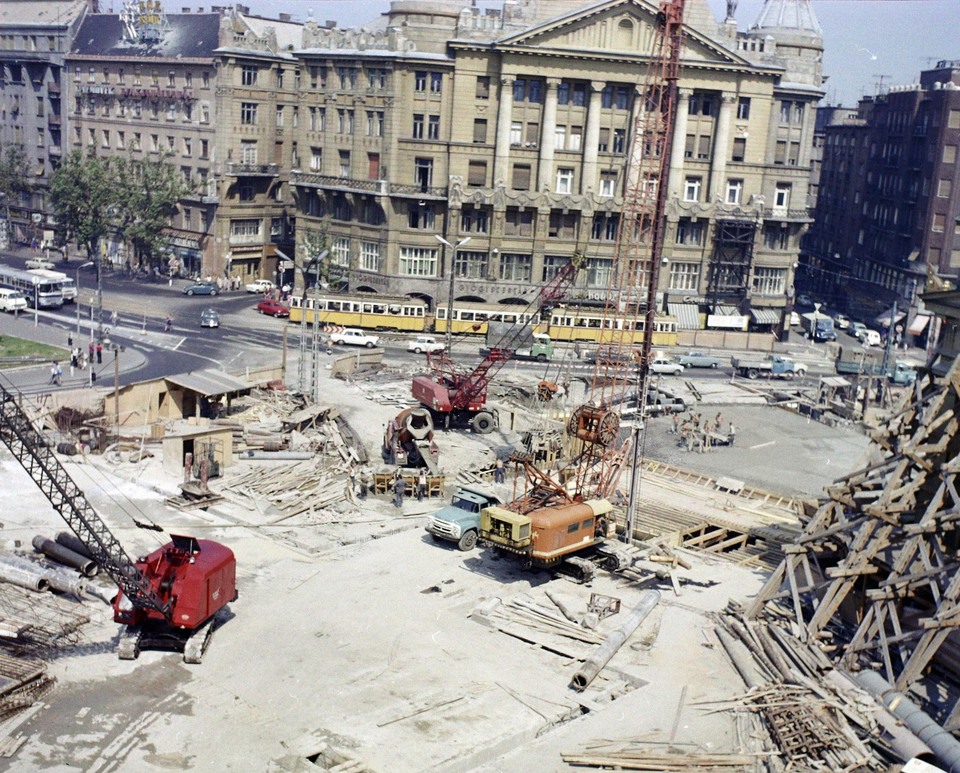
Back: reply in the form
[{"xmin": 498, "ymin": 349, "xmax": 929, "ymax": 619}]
[
  {"xmin": 40, "ymin": 568, "xmax": 87, "ymax": 598},
  {"xmin": 55, "ymin": 531, "xmax": 94, "ymax": 561},
  {"xmin": 570, "ymin": 589, "xmax": 659, "ymax": 691},
  {"xmin": 856, "ymin": 670, "xmax": 958, "ymax": 772},
  {"xmin": 33, "ymin": 536, "xmax": 98, "ymax": 576},
  {"xmin": 0, "ymin": 555, "xmax": 50, "ymax": 592}
]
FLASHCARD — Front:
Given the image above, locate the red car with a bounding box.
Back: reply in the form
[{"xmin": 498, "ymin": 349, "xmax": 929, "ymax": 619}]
[{"xmin": 256, "ymin": 299, "xmax": 290, "ymax": 318}]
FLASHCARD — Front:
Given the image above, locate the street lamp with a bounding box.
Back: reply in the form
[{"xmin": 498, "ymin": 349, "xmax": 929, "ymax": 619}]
[
  {"xmin": 435, "ymin": 235, "xmax": 470, "ymax": 350},
  {"xmin": 75, "ymin": 261, "xmax": 94, "ymax": 336}
]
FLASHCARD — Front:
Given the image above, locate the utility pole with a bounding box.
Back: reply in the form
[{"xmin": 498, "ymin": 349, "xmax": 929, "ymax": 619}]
[
  {"xmin": 435, "ymin": 235, "xmax": 470, "ymax": 351},
  {"xmin": 113, "ymin": 344, "xmax": 122, "ymax": 440}
]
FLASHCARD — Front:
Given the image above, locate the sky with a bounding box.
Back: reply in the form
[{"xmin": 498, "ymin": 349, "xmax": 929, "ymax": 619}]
[{"xmin": 148, "ymin": 0, "xmax": 959, "ymax": 107}]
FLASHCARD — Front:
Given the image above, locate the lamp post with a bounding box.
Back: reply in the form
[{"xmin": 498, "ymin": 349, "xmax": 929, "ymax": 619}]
[
  {"xmin": 112, "ymin": 343, "xmax": 124, "ymax": 440},
  {"xmin": 435, "ymin": 235, "xmax": 470, "ymax": 350},
  {"xmin": 75, "ymin": 261, "xmax": 93, "ymax": 336}
]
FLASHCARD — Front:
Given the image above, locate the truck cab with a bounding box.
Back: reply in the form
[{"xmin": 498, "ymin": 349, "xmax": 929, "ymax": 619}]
[
  {"xmin": 514, "ymin": 333, "xmax": 554, "ymax": 361},
  {"xmin": 426, "ymin": 486, "xmax": 502, "ymax": 551}
]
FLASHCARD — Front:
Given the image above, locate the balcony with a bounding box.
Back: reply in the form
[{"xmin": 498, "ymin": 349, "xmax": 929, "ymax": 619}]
[
  {"xmin": 47, "ymin": 113, "xmax": 61, "ymax": 127},
  {"xmin": 47, "ymin": 81, "xmax": 61, "ymax": 95},
  {"xmin": 766, "ymin": 207, "xmax": 812, "ymax": 223},
  {"xmin": 291, "ymin": 171, "xmax": 448, "ymax": 200},
  {"xmin": 229, "ymin": 233, "xmax": 264, "ymax": 246},
  {"xmin": 225, "ymin": 162, "xmax": 279, "ymax": 177}
]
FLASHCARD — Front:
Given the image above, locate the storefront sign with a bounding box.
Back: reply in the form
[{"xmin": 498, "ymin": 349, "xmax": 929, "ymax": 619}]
[{"xmin": 120, "ymin": 87, "xmax": 194, "ymax": 101}]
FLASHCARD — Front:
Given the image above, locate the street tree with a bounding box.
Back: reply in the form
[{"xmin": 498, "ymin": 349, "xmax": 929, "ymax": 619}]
[{"xmin": 49, "ymin": 151, "xmax": 113, "ymax": 262}]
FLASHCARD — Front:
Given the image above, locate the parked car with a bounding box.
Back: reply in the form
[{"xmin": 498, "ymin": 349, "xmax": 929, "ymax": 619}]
[
  {"xmin": 850, "ymin": 322, "xmax": 867, "ymax": 340},
  {"xmin": 833, "ymin": 313, "xmax": 851, "ymax": 330},
  {"xmin": 790, "ymin": 311, "xmax": 801, "ymax": 326},
  {"xmin": 861, "ymin": 329, "xmax": 882, "ymax": 347},
  {"xmin": 649, "ymin": 357, "xmax": 684, "ymax": 376},
  {"xmin": 245, "ymin": 279, "xmax": 276, "ymax": 294},
  {"xmin": 674, "ymin": 350, "xmax": 723, "ymax": 369},
  {"xmin": 330, "ymin": 327, "xmax": 380, "ymax": 348},
  {"xmin": 183, "ymin": 281, "xmax": 219, "ymax": 296},
  {"xmin": 200, "ymin": 308, "xmax": 220, "ymax": 328},
  {"xmin": 256, "ymin": 299, "xmax": 290, "ymax": 317},
  {"xmin": 0, "ymin": 289, "xmax": 27, "ymax": 313},
  {"xmin": 583, "ymin": 345, "xmax": 637, "ymax": 366},
  {"xmin": 407, "ymin": 335, "xmax": 445, "ymax": 354},
  {"xmin": 24, "ymin": 257, "xmax": 56, "ymax": 270},
  {"xmin": 796, "ymin": 293, "xmax": 814, "ymax": 307}
]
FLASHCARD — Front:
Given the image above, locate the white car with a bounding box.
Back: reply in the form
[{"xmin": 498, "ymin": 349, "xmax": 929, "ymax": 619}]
[
  {"xmin": 649, "ymin": 357, "xmax": 684, "ymax": 376},
  {"xmin": 25, "ymin": 257, "xmax": 56, "ymax": 270},
  {"xmin": 245, "ymin": 279, "xmax": 276, "ymax": 294},
  {"xmin": 407, "ymin": 336, "xmax": 445, "ymax": 354},
  {"xmin": 330, "ymin": 327, "xmax": 380, "ymax": 348}
]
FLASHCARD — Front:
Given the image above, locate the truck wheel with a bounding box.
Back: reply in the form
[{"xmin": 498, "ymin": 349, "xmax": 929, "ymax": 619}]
[
  {"xmin": 796, "ymin": 369, "xmax": 807, "ymax": 378},
  {"xmin": 536, "ymin": 353, "xmax": 547, "ymax": 362},
  {"xmin": 457, "ymin": 530, "xmax": 478, "ymax": 551},
  {"xmin": 473, "ymin": 412, "xmax": 495, "ymax": 434},
  {"xmin": 747, "ymin": 368, "xmax": 759, "ymax": 380}
]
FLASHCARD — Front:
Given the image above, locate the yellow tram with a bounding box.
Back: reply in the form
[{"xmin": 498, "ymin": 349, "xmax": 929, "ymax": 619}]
[{"xmin": 289, "ymin": 293, "xmax": 429, "ymax": 332}]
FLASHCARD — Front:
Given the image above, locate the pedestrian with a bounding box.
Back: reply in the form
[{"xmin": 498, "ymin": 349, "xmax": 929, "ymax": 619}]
[
  {"xmin": 494, "ymin": 458, "xmax": 505, "ymax": 484},
  {"xmin": 49, "ymin": 362, "xmax": 59, "ymax": 385},
  {"xmin": 393, "ymin": 472, "xmax": 406, "ymax": 509},
  {"xmin": 88, "ymin": 340, "xmax": 95, "ymax": 363},
  {"xmin": 326, "ymin": 337, "xmax": 333, "ymax": 355},
  {"xmin": 69, "ymin": 352, "xmax": 76, "ymax": 378},
  {"xmin": 671, "ymin": 413, "xmax": 681, "ymax": 434},
  {"xmin": 417, "ymin": 468, "xmax": 427, "ymax": 501},
  {"xmin": 573, "ymin": 341, "xmax": 581, "ymax": 360},
  {"xmin": 111, "ymin": 309, "xmax": 118, "ymax": 327},
  {"xmin": 715, "ymin": 412, "xmax": 723, "ymax": 430},
  {"xmin": 80, "ymin": 352, "xmax": 87, "ymax": 370},
  {"xmin": 728, "ymin": 423, "xmax": 736, "ymax": 446},
  {"xmin": 96, "ymin": 342, "xmax": 102, "ymax": 364},
  {"xmin": 67, "ymin": 333, "xmax": 73, "ymax": 348},
  {"xmin": 358, "ymin": 469, "xmax": 370, "ymax": 500},
  {"xmin": 693, "ymin": 412, "xmax": 701, "ymax": 429},
  {"xmin": 165, "ymin": 315, "xmax": 173, "ymax": 332},
  {"xmin": 90, "ymin": 368, "xmax": 97, "ymax": 386}
]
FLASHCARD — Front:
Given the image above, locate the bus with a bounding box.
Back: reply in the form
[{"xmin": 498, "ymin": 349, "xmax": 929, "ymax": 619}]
[
  {"xmin": 27, "ymin": 269, "xmax": 76, "ymax": 303},
  {"xmin": 0, "ymin": 265, "xmax": 64, "ymax": 308},
  {"xmin": 289, "ymin": 292, "xmax": 429, "ymax": 332}
]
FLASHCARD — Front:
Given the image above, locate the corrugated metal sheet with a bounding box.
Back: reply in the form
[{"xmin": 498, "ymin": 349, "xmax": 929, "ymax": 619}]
[
  {"xmin": 668, "ymin": 303, "xmax": 700, "ymax": 330},
  {"xmin": 165, "ymin": 370, "xmax": 252, "ymax": 397}
]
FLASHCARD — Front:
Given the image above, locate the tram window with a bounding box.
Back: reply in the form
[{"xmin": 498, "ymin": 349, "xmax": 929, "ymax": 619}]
[
  {"xmin": 587, "ymin": 318, "xmax": 601, "ymax": 329},
  {"xmin": 461, "ymin": 312, "xmax": 474, "ymax": 321},
  {"xmin": 567, "ymin": 522, "xmax": 579, "ymax": 534},
  {"xmin": 388, "ymin": 304, "xmax": 401, "ymax": 314},
  {"xmin": 574, "ymin": 319, "xmax": 587, "ymax": 327},
  {"xmin": 581, "ymin": 518, "xmax": 594, "ymax": 530}
]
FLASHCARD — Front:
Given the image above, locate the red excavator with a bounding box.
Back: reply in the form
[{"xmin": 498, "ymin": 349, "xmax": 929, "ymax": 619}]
[{"xmin": 0, "ymin": 382, "xmax": 236, "ymax": 663}]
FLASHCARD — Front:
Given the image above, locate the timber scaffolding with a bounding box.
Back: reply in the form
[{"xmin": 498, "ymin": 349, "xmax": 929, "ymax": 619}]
[{"xmin": 746, "ymin": 354, "xmax": 960, "ymax": 726}]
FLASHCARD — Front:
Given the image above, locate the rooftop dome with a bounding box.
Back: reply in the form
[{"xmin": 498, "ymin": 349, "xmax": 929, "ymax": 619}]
[{"xmin": 751, "ymin": 0, "xmax": 821, "ymax": 34}]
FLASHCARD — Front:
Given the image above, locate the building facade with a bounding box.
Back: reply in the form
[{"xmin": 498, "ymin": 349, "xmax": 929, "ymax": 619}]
[
  {"xmin": 291, "ymin": 0, "xmax": 824, "ymax": 333},
  {"xmin": 804, "ymin": 60, "xmax": 960, "ymax": 344},
  {"xmin": 0, "ymin": 0, "xmax": 88, "ymax": 249}
]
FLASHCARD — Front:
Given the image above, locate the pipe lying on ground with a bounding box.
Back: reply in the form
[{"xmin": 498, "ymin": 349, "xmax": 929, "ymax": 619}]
[
  {"xmin": 856, "ymin": 670, "xmax": 958, "ymax": 772},
  {"xmin": 0, "ymin": 555, "xmax": 49, "ymax": 592},
  {"xmin": 40, "ymin": 568, "xmax": 87, "ymax": 598},
  {"xmin": 55, "ymin": 531, "xmax": 94, "ymax": 561},
  {"xmin": 33, "ymin": 536, "xmax": 98, "ymax": 577},
  {"xmin": 570, "ymin": 589, "xmax": 659, "ymax": 692}
]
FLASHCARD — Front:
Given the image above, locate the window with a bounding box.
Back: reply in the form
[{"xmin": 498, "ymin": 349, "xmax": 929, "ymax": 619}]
[
  {"xmin": 230, "ymin": 219, "xmax": 261, "ymax": 241},
  {"xmin": 752, "ymin": 267, "xmax": 787, "ymax": 295},
  {"xmin": 548, "ymin": 211, "xmax": 577, "ymax": 239},
  {"xmin": 455, "ymin": 250, "xmax": 487, "ymax": 279},
  {"xmin": 591, "ymin": 213, "xmax": 619, "ymax": 241},
  {"xmin": 360, "ymin": 241, "xmax": 382, "ymax": 272},
  {"xmin": 241, "ymin": 65, "xmax": 257, "ymax": 86},
  {"xmin": 528, "ymin": 80, "xmax": 543, "ymax": 103},
  {"xmin": 412, "ymin": 114, "xmax": 424, "ymax": 139},
  {"xmin": 513, "ymin": 79, "xmax": 526, "ymax": 102},
  {"xmin": 367, "ymin": 111, "xmax": 383, "ymax": 137},
  {"xmin": 932, "ymin": 213, "xmax": 946, "ymax": 233},
  {"xmin": 337, "ymin": 109, "xmax": 354, "ymax": 134},
  {"xmin": 600, "ymin": 172, "xmax": 617, "ymax": 197},
  {"xmin": 239, "ymin": 184, "xmax": 255, "ymax": 202},
  {"xmin": 414, "ymin": 157, "xmax": 433, "ymax": 189},
  {"xmin": 512, "ymin": 164, "xmax": 531, "ymax": 191},
  {"xmin": 337, "ymin": 67, "xmax": 355, "ymax": 90},
  {"xmin": 367, "ymin": 68, "xmax": 386, "ymax": 89},
  {"xmin": 499, "ymin": 253, "xmax": 532, "ymax": 282},
  {"xmin": 675, "ymin": 219, "xmax": 704, "ymax": 246},
  {"xmin": 240, "ymin": 140, "xmax": 257, "ymax": 163},
  {"xmin": 117, "ymin": 130, "xmax": 125, "ymax": 149},
  {"xmin": 554, "ymin": 125, "xmax": 566, "ymax": 149},
  {"xmin": 510, "ymin": 121, "xmax": 522, "ymax": 145},
  {"xmin": 467, "ymin": 160, "xmax": 487, "ymax": 187},
  {"xmin": 428, "ymin": 115, "xmax": 440, "ymax": 140},
  {"xmin": 668, "ymin": 262, "xmax": 700, "ymax": 291},
  {"xmin": 542, "ymin": 255, "xmax": 567, "ymax": 281},
  {"xmin": 240, "ymin": 102, "xmax": 257, "ymax": 125},
  {"xmin": 736, "ymin": 97, "xmax": 750, "ymax": 120},
  {"xmin": 944, "ymin": 145, "xmax": 957, "ymax": 164},
  {"xmin": 572, "ymin": 83, "xmax": 586, "ymax": 106},
  {"xmin": 150, "ymin": 133, "xmax": 159, "ymax": 152},
  {"xmin": 430, "ymin": 72, "xmax": 442, "ymax": 93},
  {"xmin": 505, "ymin": 208, "xmax": 534, "ymax": 237},
  {"xmin": 399, "ymin": 246, "xmax": 438, "ymax": 276},
  {"xmin": 415, "ymin": 71, "xmax": 427, "ymax": 92},
  {"xmin": 310, "ymin": 147, "xmax": 322, "ymax": 171},
  {"xmin": 725, "ymin": 178, "xmax": 743, "ymax": 205},
  {"xmin": 586, "ymin": 258, "xmax": 612, "ymax": 288},
  {"xmin": 732, "ymin": 137, "xmax": 746, "ymax": 162},
  {"xmin": 276, "ymin": 106, "xmax": 284, "ymax": 127},
  {"xmin": 200, "ymin": 104, "xmax": 209, "ymax": 124},
  {"xmin": 557, "ymin": 82, "xmax": 571, "ymax": 105},
  {"xmin": 779, "ymin": 100, "xmax": 791, "ymax": 123},
  {"xmin": 460, "ymin": 206, "xmax": 489, "ymax": 234},
  {"xmin": 330, "ymin": 237, "xmax": 350, "ymax": 267},
  {"xmin": 309, "ymin": 106, "xmax": 323, "ymax": 131},
  {"xmin": 569, "ymin": 126, "xmax": 583, "ymax": 151},
  {"xmin": 183, "ymin": 137, "xmax": 192, "ymax": 157},
  {"xmin": 184, "ymin": 71, "xmax": 191, "ymax": 87},
  {"xmin": 339, "ymin": 150, "xmax": 351, "ymax": 178},
  {"xmin": 408, "ymin": 203, "xmax": 435, "ymax": 229},
  {"xmin": 613, "ymin": 129, "xmax": 626, "ymax": 154},
  {"xmin": 475, "ymin": 76, "xmax": 490, "ymax": 99},
  {"xmin": 938, "ymin": 179, "xmax": 952, "ymax": 198},
  {"xmin": 36, "ymin": 127, "xmax": 44, "ymax": 147},
  {"xmin": 200, "ymin": 139, "xmax": 209, "ymax": 159},
  {"xmin": 133, "ymin": 132, "xmax": 142, "ymax": 151},
  {"xmin": 774, "ymin": 183, "xmax": 791, "ymax": 209},
  {"xmin": 763, "ymin": 225, "xmax": 788, "ymax": 250},
  {"xmin": 473, "ymin": 118, "xmax": 487, "ymax": 143},
  {"xmin": 556, "ymin": 168, "xmax": 574, "ymax": 194},
  {"xmin": 683, "ymin": 177, "xmax": 701, "ymax": 202},
  {"xmin": 598, "ymin": 128, "xmax": 610, "ymax": 153}
]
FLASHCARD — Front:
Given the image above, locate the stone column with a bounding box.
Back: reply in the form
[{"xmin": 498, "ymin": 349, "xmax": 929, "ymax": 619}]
[
  {"xmin": 537, "ymin": 78, "xmax": 561, "ymax": 191},
  {"xmin": 797, "ymin": 99, "xmax": 813, "ymax": 167},
  {"xmin": 580, "ymin": 81, "xmax": 605, "ymax": 194},
  {"xmin": 666, "ymin": 87, "xmax": 692, "ymax": 200},
  {"xmin": 494, "ymin": 75, "xmax": 516, "ymax": 186},
  {"xmin": 709, "ymin": 93, "xmax": 735, "ymax": 202}
]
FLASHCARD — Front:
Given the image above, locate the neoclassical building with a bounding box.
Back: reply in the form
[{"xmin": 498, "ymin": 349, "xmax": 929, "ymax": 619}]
[{"xmin": 291, "ymin": 0, "xmax": 824, "ymax": 332}]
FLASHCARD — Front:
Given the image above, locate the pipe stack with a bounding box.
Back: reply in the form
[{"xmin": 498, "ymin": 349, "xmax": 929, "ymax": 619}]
[{"xmin": 33, "ymin": 536, "xmax": 98, "ymax": 577}]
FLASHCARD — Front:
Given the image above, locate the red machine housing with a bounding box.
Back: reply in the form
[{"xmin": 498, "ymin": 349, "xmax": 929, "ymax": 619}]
[{"xmin": 113, "ymin": 535, "xmax": 237, "ymax": 630}]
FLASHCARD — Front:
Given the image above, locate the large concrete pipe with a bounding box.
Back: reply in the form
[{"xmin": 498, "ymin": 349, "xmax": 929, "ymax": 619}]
[
  {"xmin": 55, "ymin": 531, "xmax": 94, "ymax": 561},
  {"xmin": 33, "ymin": 536, "xmax": 98, "ymax": 577},
  {"xmin": 570, "ymin": 590, "xmax": 660, "ymax": 691},
  {"xmin": 40, "ymin": 568, "xmax": 87, "ymax": 598},
  {"xmin": 0, "ymin": 556, "xmax": 50, "ymax": 592},
  {"xmin": 856, "ymin": 670, "xmax": 959, "ymax": 772}
]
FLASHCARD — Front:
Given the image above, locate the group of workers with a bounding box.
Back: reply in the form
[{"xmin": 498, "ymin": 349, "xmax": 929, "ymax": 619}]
[{"xmin": 671, "ymin": 410, "xmax": 737, "ymax": 453}]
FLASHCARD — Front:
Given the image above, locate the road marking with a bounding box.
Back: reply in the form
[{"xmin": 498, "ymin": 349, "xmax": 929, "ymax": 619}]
[{"xmin": 750, "ymin": 441, "xmax": 776, "ymax": 450}]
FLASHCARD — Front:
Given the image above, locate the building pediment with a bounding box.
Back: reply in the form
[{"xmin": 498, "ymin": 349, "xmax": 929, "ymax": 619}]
[{"xmin": 492, "ymin": 0, "xmax": 749, "ymax": 69}]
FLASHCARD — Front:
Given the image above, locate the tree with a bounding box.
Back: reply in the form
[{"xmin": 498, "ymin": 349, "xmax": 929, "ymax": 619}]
[
  {"xmin": 49, "ymin": 151, "xmax": 113, "ymax": 261},
  {"xmin": 0, "ymin": 143, "xmax": 31, "ymax": 246},
  {"xmin": 296, "ymin": 225, "xmax": 333, "ymax": 298}
]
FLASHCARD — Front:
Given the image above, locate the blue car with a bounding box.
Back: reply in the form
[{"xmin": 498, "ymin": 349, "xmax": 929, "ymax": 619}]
[{"xmin": 183, "ymin": 282, "xmax": 219, "ymax": 296}]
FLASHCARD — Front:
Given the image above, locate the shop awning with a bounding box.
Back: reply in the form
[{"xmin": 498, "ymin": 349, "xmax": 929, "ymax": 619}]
[
  {"xmin": 875, "ymin": 307, "xmax": 906, "ymax": 327},
  {"xmin": 750, "ymin": 308, "xmax": 781, "ymax": 325},
  {"xmin": 908, "ymin": 314, "xmax": 931, "ymax": 335},
  {"xmin": 668, "ymin": 302, "xmax": 700, "ymax": 330}
]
